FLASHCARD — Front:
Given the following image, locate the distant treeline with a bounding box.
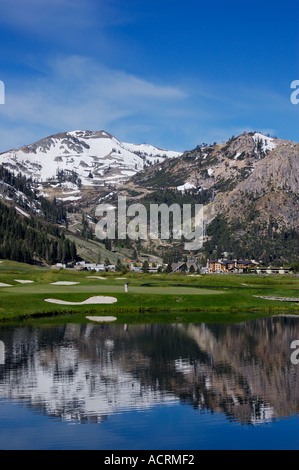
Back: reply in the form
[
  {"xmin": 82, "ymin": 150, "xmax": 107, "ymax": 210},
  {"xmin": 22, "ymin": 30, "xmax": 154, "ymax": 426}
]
[
  {"xmin": 39, "ymin": 196, "xmax": 67, "ymax": 224},
  {"xmin": 0, "ymin": 165, "xmax": 67, "ymax": 223},
  {"xmin": 140, "ymin": 188, "xmax": 214, "ymax": 207},
  {"xmin": 0, "ymin": 200, "xmax": 77, "ymax": 265},
  {"xmin": 0, "ymin": 166, "xmax": 37, "ymax": 201},
  {"xmin": 204, "ymin": 214, "xmax": 299, "ymax": 266}
]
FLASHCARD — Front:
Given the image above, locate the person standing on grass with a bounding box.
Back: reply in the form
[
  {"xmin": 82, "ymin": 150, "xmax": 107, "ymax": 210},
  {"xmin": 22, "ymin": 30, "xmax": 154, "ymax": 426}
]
[{"xmin": 124, "ymin": 281, "xmax": 129, "ymax": 293}]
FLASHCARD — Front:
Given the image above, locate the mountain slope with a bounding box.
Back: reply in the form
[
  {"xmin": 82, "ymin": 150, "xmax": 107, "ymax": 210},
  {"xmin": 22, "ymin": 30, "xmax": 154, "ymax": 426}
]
[
  {"xmin": 0, "ymin": 130, "xmax": 298, "ymax": 266},
  {"xmin": 126, "ymin": 132, "xmax": 299, "ymax": 264},
  {"xmin": 0, "ymin": 164, "xmax": 161, "ymax": 266}
]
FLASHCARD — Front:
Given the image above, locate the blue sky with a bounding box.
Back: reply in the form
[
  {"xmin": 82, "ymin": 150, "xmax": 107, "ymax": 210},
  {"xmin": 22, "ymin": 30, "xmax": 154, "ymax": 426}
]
[{"xmin": 0, "ymin": 0, "xmax": 298, "ymax": 153}]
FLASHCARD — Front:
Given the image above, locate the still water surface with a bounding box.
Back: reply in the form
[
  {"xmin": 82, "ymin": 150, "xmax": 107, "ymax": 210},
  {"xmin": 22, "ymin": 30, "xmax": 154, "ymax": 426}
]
[{"xmin": 0, "ymin": 317, "xmax": 299, "ymax": 450}]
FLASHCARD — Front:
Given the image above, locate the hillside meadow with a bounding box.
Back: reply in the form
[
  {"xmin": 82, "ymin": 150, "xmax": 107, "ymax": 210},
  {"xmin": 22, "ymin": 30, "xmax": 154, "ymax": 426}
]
[{"xmin": 0, "ymin": 260, "xmax": 298, "ymax": 324}]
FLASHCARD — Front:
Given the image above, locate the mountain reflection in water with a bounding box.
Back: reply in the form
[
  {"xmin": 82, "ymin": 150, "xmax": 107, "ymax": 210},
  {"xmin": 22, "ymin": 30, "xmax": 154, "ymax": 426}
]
[{"xmin": 0, "ymin": 317, "xmax": 299, "ymax": 426}]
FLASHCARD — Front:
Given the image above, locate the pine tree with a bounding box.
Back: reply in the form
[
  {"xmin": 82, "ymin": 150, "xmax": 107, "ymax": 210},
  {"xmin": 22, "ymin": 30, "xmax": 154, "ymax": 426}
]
[
  {"xmin": 142, "ymin": 260, "xmax": 149, "ymax": 273},
  {"xmin": 116, "ymin": 258, "xmax": 123, "ymax": 272}
]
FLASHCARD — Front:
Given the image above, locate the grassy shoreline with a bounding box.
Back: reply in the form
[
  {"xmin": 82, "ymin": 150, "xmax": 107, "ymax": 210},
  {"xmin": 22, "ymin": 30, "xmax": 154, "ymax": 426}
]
[{"xmin": 0, "ymin": 260, "xmax": 298, "ymax": 324}]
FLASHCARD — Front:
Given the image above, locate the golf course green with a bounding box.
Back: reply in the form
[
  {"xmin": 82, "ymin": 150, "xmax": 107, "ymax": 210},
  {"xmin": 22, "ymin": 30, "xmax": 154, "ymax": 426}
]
[{"xmin": 0, "ymin": 260, "xmax": 298, "ymax": 324}]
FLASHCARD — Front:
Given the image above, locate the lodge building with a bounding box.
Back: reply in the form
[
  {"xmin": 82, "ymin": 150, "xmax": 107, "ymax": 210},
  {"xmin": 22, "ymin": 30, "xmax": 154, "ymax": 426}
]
[{"xmin": 207, "ymin": 259, "xmax": 258, "ymax": 273}]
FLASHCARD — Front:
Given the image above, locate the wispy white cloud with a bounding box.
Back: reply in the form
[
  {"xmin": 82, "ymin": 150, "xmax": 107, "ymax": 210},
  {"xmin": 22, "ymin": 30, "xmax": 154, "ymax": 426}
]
[
  {"xmin": 0, "ymin": 0, "xmax": 140, "ymax": 48},
  {"xmin": 0, "ymin": 55, "xmax": 188, "ymax": 150},
  {"xmin": 1, "ymin": 49, "xmax": 296, "ymax": 154},
  {"xmin": 0, "ymin": 0, "xmax": 96, "ymax": 30},
  {"xmin": 1, "ymin": 51, "xmax": 295, "ymax": 153}
]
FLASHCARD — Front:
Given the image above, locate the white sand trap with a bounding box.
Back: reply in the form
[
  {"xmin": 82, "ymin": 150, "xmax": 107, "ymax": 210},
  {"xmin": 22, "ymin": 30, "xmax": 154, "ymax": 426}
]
[
  {"xmin": 86, "ymin": 316, "xmax": 117, "ymax": 322},
  {"xmin": 87, "ymin": 276, "xmax": 107, "ymax": 280},
  {"xmin": 115, "ymin": 277, "xmax": 127, "ymax": 280},
  {"xmin": 14, "ymin": 279, "xmax": 34, "ymax": 284},
  {"xmin": 44, "ymin": 296, "xmax": 117, "ymax": 305},
  {"xmin": 254, "ymin": 295, "xmax": 299, "ymax": 302},
  {"xmin": 51, "ymin": 281, "xmax": 80, "ymax": 285},
  {"xmin": 0, "ymin": 283, "xmax": 12, "ymax": 287}
]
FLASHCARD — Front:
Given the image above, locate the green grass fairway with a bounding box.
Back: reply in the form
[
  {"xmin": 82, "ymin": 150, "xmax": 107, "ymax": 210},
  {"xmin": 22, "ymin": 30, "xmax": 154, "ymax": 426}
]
[
  {"xmin": 0, "ymin": 260, "xmax": 298, "ymax": 324},
  {"xmin": 5, "ymin": 284, "xmax": 223, "ymax": 296}
]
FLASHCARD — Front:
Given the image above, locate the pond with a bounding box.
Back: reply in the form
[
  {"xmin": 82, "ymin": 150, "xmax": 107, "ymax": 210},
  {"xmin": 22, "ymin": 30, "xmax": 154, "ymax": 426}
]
[{"xmin": 0, "ymin": 316, "xmax": 299, "ymax": 450}]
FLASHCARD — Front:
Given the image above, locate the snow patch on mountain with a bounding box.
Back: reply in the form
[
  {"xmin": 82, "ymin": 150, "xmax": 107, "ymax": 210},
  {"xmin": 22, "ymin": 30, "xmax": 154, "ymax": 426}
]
[
  {"xmin": 253, "ymin": 133, "xmax": 277, "ymax": 153},
  {"xmin": 177, "ymin": 182, "xmax": 196, "ymax": 192},
  {"xmin": 15, "ymin": 206, "xmax": 30, "ymax": 218},
  {"xmin": 57, "ymin": 195, "xmax": 82, "ymax": 202}
]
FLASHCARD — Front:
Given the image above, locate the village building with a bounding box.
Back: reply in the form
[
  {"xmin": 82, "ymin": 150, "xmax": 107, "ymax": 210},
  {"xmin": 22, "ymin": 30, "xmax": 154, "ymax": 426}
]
[
  {"xmin": 207, "ymin": 259, "xmax": 292, "ymax": 274},
  {"xmin": 171, "ymin": 260, "xmax": 200, "ymax": 273},
  {"xmin": 207, "ymin": 259, "xmax": 259, "ymax": 273},
  {"xmin": 75, "ymin": 261, "xmax": 115, "ymax": 271}
]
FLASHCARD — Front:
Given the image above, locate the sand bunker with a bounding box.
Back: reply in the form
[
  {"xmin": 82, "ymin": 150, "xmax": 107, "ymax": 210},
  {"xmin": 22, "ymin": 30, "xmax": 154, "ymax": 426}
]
[
  {"xmin": 275, "ymin": 314, "xmax": 299, "ymax": 318},
  {"xmin": 87, "ymin": 276, "xmax": 107, "ymax": 280},
  {"xmin": 86, "ymin": 316, "xmax": 117, "ymax": 322},
  {"xmin": 44, "ymin": 296, "xmax": 117, "ymax": 305},
  {"xmin": 51, "ymin": 281, "xmax": 80, "ymax": 285},
  {"xmin": 14, "ymin": 279, "xmax": 34, "ymax": 284},
  {"xmin": 115, "ymin": 277, "xmax": 127, "ymax": 280},
  {"xmin": 254, "ymin": 295, "xmax": 299, "ymax": 302},
  {"xmin": 0, "ymin": 283, "xmax": 12, "ymax": 287}
]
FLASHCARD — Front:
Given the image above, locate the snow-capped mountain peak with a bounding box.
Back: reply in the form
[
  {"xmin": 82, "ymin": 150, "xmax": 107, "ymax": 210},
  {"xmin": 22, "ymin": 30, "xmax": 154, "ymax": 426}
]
[{"xmin": 0, "ymin": 130, "xmax": 182, "ymax": 187}]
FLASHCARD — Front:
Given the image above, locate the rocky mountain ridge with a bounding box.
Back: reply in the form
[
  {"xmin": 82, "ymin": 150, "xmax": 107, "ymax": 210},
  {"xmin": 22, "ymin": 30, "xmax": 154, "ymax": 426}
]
[{"xmin": 129, "ymin": 132, "xmax": 299, "ymax": 231}]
